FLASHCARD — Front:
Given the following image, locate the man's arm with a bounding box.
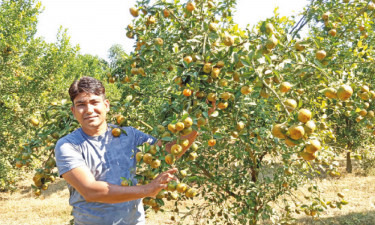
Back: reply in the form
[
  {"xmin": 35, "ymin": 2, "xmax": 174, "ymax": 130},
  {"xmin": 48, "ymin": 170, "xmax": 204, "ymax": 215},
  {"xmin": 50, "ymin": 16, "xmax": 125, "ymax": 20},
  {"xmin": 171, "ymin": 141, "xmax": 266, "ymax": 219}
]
[{"xmin": 62, "ymin": 166, "xmax": 177, "ymax": 204}]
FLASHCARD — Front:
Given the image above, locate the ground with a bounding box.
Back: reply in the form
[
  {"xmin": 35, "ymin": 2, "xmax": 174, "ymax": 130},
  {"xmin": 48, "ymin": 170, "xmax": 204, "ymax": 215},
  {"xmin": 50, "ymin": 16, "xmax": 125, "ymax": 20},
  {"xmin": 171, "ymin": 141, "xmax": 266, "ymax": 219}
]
[{"xmin": 1, "ymin": 161, "xmax": 375, "ymax": 225}]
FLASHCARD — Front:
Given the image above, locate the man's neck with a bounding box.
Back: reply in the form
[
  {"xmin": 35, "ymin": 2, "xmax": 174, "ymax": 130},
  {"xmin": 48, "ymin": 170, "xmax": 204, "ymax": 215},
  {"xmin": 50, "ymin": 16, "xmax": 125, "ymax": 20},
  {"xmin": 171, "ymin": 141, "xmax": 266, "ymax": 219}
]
[{"xmin": 82, "ymin": 122, "xmax": 108, "ymax": 136}]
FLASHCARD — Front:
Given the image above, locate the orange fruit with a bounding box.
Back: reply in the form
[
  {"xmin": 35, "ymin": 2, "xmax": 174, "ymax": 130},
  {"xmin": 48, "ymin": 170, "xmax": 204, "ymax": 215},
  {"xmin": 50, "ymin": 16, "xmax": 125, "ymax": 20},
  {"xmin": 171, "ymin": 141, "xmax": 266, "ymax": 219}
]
[
  {"xmin": 272, "ymin": 124, "xmax": 287, "ymax": 139},
  {"xmin": 208, "ymin": 139, "xmax": 216, "ymax": 147},
  {"xmin": 112, "ymin": 128, "xmax": 121, "ymax": 137},
  {"xmin": 305, "ymin": 140, "xmax": 322, "ymax": 154},
  {"xmin": 288, "ymin": 125, "xmax": 305, "ymax": 140},
  {"xmin": 183, "ymin": 89, "xmax": 192, "ymax": 97},
  {"xmin": 337, "ymin": 84, "xmax": 353, "ymax": 101},
  {"xmin": 298, "ymin": 109, "xmax": 312, "ymax": 123}
]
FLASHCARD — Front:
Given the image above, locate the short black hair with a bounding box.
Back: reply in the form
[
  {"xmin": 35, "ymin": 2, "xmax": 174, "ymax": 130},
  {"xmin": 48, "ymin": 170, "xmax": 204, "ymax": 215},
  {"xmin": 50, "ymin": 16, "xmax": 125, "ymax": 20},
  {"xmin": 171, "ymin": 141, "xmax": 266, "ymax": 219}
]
[{"xmin": 69, "ymin": 76, "xmax": 105, "ymax": 103}]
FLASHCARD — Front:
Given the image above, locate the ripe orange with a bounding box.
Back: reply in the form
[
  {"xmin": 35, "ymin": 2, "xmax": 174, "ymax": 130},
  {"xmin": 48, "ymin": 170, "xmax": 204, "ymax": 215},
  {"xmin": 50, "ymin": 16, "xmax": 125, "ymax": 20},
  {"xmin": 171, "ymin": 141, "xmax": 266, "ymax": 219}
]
[
  {"xmin": 165, "ymin": 154, "xmax": 175, "ymax": 165},
  {"xmin": 284, "ymin": 99, "xmax": 297, "ymax": 112},
  {"xmin": 163, "ymin": 9, "xmax": 170, "ymax": 17},
  {"xmin": 136, "ymin": 152, "xmax": 143, "ymax": 162},
  {"xmin": 112, "ymin": 128, "xmax": 121, "ymax": 137},
  {"xmin": 240, "ymin": 86, "xmax": 252, "ymax": 95},
  {"xmin": 175, "ymin": 122, "xmax": 185, "ymax": 131},
  {"xmin": 143, "ymin": 153, "xmax": 153, "ymax": 164},
  {"xmin": 337, "ymin": 84, "xmax": 353, "ymax": 101},
  {"xmin": 328, "ymin": 29, "xmax": 337, "ymax": 37},
  {"xmin": 217, "ymin": 102, "xmax": 228, "ymax": 109},
  {"xmin": 288, "ymin": 125, "xmax": 305, "ymax": 140},
  {"xmin": 183, "ymin": 55, "xmax": 193, "ymax": 64},
  {"xmin": 211, "ymin": 67, "xmax": 220, "ymax": 79},
  {"xmin": 185, "ymin": 188, "xmax": 198, "ymax": 197},
  {"xmin": 30, "ymin": 118, "xmax": 39, "ymax": 126},
  {"xmin": 272, "ymin": 124, "xmax": 287, "ymax": 139},
  {"xmin": 168, "ymin": 123, "xmax": 176, "ymax": 133},
  {"xmin": 176, "ymin": 183, "xmax": 188, "ymax": 193},
  {"xmin": 236, "ymin": 121, "xmax": 245, "ymax": 131},
  {"xmin": 316, "ymin": 50, "xmax": 326, "ymax": 60},
  {"xmin": 304, "ymin": 120, "xmax": 316, "ymax": 135},
  {"xmin": 300, "ymin": 151, "xmax": 316, "ymax": 161},
  {"xmin": 298, "ymin": 109, "xmax": 312, "ymax": 123},
  {"xmin": 203, "ymin": 63, "xmax": 212, "ymax": 73},
  {"xmin": 150, "ymin": 159, "xmax": 161, "ymax": 169},
  {"xmin": 324, "ymin": 88, "xmax": 337, "ymax": 99},
  {"xmin": 223, "ymin": 35, "xmax": 234, "ymax": 46},
  {"xmin": 116, "ymin": 115, "xmax": 126, "ymax": 125},
  {"xmin": 183, "ymin": 89, "xmax": 192, "ymax": 97},
  {"xmin": 183, "ymin": 117, "xmax": 193, "ymax": 128},
  {"xmin": 280, "ymin": 82, "xmax": 292, "ymax": 93},
  {"xmin": 322, "ymin": 11, "xmax": 330, "ymax": 21},
  {"xmin": 171, "ymin": 144, "xmax": 183, "ymax": 156},
  {"xmin": 305, "ymin": 140, "xmax": 322, "ymax": 154},
  {"xmin": 186, "ymin": 2, "xmax": 195, "ymax": 12},
  {"xmin": 207, "ymin": 93, "xmax": 217, "ymax": 102},
  {"xmin": 208, "ymin": 139, "xmax": 216, "ymax": 147},
  {"xmin": 129, "ymin": 7, "xmax": 139, "ymax": 17},
  {"xmin": 220, "ymin": 92, "xmax": 231, "ymax": 100}
]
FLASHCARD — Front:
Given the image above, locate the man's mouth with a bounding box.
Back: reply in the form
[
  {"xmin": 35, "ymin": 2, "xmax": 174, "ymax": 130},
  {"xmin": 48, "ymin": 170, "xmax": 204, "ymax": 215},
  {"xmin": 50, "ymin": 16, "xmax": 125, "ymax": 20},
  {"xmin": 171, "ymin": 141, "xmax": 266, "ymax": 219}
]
[{"xmin": 84, "ymin": 115, "xmax": 98, "ymax": 120}]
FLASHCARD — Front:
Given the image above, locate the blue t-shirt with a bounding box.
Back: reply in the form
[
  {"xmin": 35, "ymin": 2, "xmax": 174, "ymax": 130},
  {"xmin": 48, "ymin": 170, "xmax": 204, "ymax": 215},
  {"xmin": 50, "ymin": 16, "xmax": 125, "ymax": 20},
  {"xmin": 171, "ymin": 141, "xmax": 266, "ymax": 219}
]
[{"xmin": 55, "ymin": 125, "xmax": 156, "ymax": 225}]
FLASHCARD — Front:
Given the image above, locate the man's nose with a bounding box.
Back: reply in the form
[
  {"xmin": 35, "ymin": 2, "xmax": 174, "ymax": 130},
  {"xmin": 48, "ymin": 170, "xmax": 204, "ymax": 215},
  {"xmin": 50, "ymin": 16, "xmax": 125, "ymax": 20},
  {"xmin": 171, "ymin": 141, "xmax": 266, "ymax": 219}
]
[{"xmin": 86, "ymin": 104, "xmax": 94, "ymax": 114}]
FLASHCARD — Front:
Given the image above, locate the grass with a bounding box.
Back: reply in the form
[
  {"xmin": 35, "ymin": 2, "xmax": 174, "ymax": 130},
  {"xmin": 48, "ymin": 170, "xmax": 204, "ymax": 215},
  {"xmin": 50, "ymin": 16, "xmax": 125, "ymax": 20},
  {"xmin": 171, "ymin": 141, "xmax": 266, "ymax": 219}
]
[{"xmin": 1, "ymin": 162, "xmax": 375, "ymax": 225}]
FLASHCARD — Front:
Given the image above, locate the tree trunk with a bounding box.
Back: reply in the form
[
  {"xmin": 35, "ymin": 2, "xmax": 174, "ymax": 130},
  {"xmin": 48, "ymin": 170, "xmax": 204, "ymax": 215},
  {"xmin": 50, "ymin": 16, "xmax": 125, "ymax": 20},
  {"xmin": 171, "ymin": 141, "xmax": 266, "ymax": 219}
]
[{"xmin": 346, "ymin": 151, "xmax": 352, "ymax": 173}]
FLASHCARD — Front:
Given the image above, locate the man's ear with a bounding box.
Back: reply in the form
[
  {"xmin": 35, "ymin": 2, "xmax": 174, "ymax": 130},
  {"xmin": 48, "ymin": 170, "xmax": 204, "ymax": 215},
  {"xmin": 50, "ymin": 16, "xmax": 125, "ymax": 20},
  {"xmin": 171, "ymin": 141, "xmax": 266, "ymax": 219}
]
[
  {"xmin": 105, "ymin": 99, "xmax": 110, "ymax": 112},
  {"xmin": 71, "ymin": 105, "xmax": 75, "ymax": 118}
]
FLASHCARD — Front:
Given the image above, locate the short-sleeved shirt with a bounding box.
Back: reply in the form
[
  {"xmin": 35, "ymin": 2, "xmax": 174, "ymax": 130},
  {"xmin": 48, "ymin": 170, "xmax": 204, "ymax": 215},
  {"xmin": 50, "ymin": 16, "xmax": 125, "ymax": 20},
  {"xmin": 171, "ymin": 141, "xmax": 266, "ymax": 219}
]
[{"xmin": 54, "ymin": 125, "xmax": 157, "ymax": 225}]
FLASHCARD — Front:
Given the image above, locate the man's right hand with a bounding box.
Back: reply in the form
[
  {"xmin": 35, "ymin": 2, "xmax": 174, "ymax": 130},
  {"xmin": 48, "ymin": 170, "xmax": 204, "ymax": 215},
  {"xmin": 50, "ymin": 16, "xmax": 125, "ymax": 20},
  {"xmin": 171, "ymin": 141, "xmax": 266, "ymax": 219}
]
[{"xmin": 146, "ymin": 168, "xmax": 178, "ymax": 198}]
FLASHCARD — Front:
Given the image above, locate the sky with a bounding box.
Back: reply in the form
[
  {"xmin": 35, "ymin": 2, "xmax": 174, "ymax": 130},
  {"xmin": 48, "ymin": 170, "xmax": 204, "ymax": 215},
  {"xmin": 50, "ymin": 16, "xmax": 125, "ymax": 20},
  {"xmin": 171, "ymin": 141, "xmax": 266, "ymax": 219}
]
[{"xmin": 35, "ymin": 0, "xmax": 308, "ymax": 61}]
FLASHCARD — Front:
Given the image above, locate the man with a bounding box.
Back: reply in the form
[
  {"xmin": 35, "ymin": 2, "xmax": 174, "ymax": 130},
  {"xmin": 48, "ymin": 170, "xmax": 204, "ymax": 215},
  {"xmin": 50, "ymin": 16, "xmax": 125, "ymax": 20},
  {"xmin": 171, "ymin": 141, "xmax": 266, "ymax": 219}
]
[{"xmin": 55, "ymin": 76, "xmax": 198, "ymax": 225}]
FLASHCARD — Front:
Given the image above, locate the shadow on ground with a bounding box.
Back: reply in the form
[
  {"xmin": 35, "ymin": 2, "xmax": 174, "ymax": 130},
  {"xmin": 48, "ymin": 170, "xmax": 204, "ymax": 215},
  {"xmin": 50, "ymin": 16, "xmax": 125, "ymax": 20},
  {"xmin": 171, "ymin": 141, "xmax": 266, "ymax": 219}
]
[
  {"xmin": 18, "ymin": 178, "xmax": 68, "ymax": 198},
  {"xmin": 297, "ymin": 211, "xmax": 375, "ymax": 225}
]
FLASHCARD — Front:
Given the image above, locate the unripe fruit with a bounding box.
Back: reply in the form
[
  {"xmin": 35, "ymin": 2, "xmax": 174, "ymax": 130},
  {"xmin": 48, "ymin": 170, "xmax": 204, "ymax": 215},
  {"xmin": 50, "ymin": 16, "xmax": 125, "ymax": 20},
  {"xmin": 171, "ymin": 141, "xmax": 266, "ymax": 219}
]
[
  {"xmin": 223, "ymin": 35, "xmax": 234, "ymax": 46},
  {"xmin": 265, "ymin": 23, "xmax": 274, "ymax": 34}
]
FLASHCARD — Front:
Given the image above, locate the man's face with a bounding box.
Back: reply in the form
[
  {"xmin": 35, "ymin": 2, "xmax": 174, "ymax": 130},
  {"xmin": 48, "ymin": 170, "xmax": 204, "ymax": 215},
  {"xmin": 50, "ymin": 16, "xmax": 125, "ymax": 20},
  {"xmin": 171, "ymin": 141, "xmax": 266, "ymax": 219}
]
[{"xmin": 71, "ymin": 92, "xmax": 110, "ymax": 132}]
